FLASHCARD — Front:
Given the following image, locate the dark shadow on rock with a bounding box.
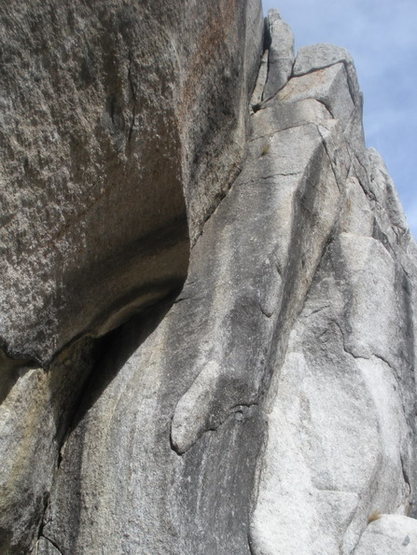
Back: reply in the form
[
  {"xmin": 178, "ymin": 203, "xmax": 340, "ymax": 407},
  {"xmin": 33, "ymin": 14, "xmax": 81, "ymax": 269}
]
[{"xmin": 67, "ymin": 286, "xmax": 183, "ymax": 435}]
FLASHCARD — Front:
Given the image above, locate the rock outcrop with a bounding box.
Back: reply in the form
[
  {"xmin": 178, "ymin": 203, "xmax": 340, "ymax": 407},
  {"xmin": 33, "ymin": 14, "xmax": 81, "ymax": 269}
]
[
  {"xmin": 0, "ymin": 1, "xmax": 262, "ymax": 551},
  {"xmin": 1, "ymin": 2, "xmax": 416, "ymax": 554}
]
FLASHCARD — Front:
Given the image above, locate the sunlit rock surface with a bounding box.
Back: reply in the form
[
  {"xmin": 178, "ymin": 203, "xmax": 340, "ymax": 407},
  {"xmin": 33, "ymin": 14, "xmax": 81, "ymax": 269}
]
[{"xmin": 1, "ymin": 3, "xmax": 416, "ymax": 554}]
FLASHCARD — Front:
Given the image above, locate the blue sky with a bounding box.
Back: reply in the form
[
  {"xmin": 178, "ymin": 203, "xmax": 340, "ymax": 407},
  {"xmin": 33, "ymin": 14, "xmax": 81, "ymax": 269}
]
[{"xmin": 263, "ymin": 0, "xmax": 417, "ymax": 237}]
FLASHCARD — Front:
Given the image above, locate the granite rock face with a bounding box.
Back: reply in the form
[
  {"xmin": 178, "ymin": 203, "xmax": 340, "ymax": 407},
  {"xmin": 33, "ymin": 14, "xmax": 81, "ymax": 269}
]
[
  {"xmin": 0, "ymin": 0, "xmax": 262, "ymax": 366},
  {"xmin": 0, "ymin": 1, "xmax": 263, "ymax": 551},
  {"xmin": 355, "ymin": 515, "xmax": 417, "ymax": 554},
  {"xmin": 1, "ymin": 3, "xmax": 417, "ymax": 554}
]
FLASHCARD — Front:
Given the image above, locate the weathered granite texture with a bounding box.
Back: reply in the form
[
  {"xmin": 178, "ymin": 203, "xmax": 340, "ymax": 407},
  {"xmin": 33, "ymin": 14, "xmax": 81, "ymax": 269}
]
[
  {"xmin": 0, "ymin": 0, "xmax": 262, "ymax": 366},
  {"xmin": 0, "ymin": 1, "xmax": 263, "ymax": 552},
  {"xmin": 1, "ymin": 3, "xmax": 417, "ymax": 554},
  {"xmin": 355, "ymin": 514, "xmax": 417, "ymax": 554}
]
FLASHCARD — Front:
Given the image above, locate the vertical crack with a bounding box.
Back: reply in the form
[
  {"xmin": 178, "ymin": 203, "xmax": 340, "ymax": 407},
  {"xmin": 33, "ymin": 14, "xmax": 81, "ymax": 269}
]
[{"xmin": 127, "ymin": 51, "xmax": 137, "ymax": 143}]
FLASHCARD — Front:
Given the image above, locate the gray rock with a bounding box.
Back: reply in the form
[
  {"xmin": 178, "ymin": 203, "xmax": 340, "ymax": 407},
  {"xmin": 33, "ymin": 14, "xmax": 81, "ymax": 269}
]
[
  {"xmin": 355, "ymin": 515, "xmax": 417, "ymax": 554},
  {"xmin": 0, "ymin": 1, "xmax": 263, "ymax": 552},
  {"xmin": 294, "ymin": 43, "xmax": 354, "ymax": 75},
  {"xmin": 277, "ymin": 63, "xmax": 356, "ymax": 124},
  {"xmin": 0, "ymin": 1, "xmax": 187, "ymax": 366},
  {"xmin": 36, "ymin": 24, "xmax": 349, "ymax": 555},
  {"xmin": 0, "ymin": 338, "xmax": 95, "ymax": 553},
  {"xmin": 251, "ymin": 49, "xmax": 269, "ymax": 106},
  {"xmin": 39, "ymin": 78, "xmax": 343, "ymax": 555},
  {"xmin": 263, "ymin": 9, "xmax": 295, "ymax": 100},
  {"xmin": 0, "ymin": 0, "xmax": 263, "ymax": 366},
  {"xmin": 251, "ymin": 234, "xmax": 415, "ymax": 554},
  {"xmin": 0, "ymin": 5, "xmax": 416, "ymax": 555},
  {"xmin": 249, "ymin": 38, "xmax": 417, "ymax": 555},
  {"xmin": 34, "ymin": 537, "xmax": 62, "ymax": 555},
  {"xmin": 294, "ymin": 43, "xmax": 362, "ymax": 114}
]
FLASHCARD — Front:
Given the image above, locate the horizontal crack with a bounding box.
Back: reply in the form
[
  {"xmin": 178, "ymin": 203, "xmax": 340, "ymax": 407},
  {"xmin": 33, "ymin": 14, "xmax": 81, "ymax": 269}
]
[
  {"xmin": 250, "ymin": 121, "xmax": 317, "ymax": 142},
  {"xmin": 260, "ymin": 171, "xmax": 302, "ymax": 179}
]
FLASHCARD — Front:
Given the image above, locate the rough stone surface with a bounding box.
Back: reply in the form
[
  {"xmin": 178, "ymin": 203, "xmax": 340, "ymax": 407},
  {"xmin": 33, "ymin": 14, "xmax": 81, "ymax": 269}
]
[
  {"xmin": 294, "ymin": 43, "xmax": 354, "ymax": 75},
  {"xmin": 262, "ymin": 9, "xmax": 295, "ymax": 100},
  {"xmin": 1, "ymin": 4, "xmax": 417, "ymax": 555},
  {"xmin": 0, "ymin": 1, "xmax": 263, "ymax": 552},
  {"xmin": 250, "ymin": 41, "xmax": 417, "ymax": 555},
  {"xmin": 355, "ymin": 515, "xmax": 417, "ymax": 554},
  {"xmin": 0, "ymin": 337, "xmax": 95, "ymax": 554},
  {"xmin": 0, "ymin": 0, "xmax": 263, "ymax": 366}
]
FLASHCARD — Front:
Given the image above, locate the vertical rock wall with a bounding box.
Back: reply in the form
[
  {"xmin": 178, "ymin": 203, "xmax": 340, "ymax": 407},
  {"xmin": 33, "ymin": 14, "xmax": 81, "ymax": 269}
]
[
  {"xmin": 0, "ymin": 1, "xmax": 263, "ymax": 552},
  {"xmin": 1, "ymin": 3, "xmax": 417, "ymax": 554}
]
